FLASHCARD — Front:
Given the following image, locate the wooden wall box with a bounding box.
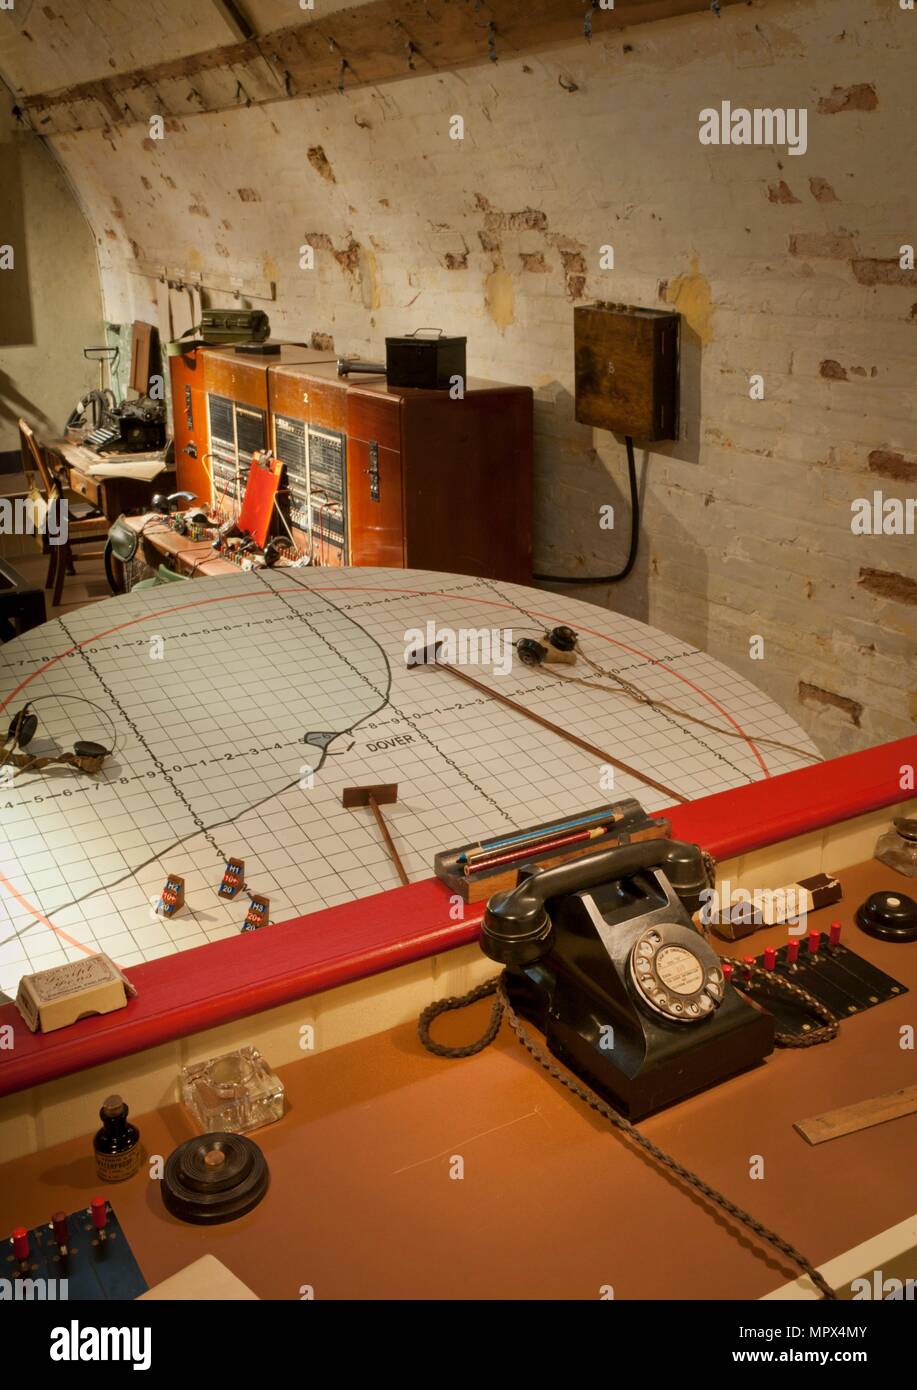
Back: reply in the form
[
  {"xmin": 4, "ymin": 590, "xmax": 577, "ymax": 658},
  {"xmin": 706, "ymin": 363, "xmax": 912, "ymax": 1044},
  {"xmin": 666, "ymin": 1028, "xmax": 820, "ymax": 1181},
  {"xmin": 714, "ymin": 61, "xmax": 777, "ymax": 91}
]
[{"xmin": 574, "ymin": 304, "xmax": 679, "ymax": 442}]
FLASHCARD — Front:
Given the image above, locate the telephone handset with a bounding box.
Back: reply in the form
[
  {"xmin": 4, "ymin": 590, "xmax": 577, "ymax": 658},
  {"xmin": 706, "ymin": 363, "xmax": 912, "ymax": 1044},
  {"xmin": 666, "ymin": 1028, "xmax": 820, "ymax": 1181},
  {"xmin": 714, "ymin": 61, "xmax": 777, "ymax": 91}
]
[{"xmin": 480, "ymin": 838, "xmax": 774, "ymax": 1119}]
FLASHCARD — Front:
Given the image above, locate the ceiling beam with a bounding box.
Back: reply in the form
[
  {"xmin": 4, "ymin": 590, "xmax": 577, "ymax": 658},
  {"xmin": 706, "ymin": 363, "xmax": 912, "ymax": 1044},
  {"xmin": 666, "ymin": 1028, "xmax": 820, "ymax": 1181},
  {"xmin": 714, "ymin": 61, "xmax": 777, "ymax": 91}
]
[
  {"xmin": 20, "ymin": 0, "xmax": 747, "ymax": 136},
  {"xmin": 210, "ymin": 0, "xmax": 258, "ymax": 44}
]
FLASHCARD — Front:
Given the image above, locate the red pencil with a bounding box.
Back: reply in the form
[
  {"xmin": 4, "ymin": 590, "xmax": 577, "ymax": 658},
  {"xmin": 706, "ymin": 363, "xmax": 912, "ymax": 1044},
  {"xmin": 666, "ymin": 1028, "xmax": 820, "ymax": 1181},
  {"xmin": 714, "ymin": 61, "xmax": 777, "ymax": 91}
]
[{"xmin": 464, "ymin": 826, "xmax": 605, "ymax": 877}]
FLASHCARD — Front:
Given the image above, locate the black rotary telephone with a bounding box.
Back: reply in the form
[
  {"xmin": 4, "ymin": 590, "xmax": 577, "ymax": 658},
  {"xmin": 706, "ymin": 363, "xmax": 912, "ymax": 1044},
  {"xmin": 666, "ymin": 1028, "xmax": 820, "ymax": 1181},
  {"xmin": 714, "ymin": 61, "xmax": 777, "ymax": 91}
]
[
  {"xmin": 480, "ymin": 837, "xmax": 774, "ymax": 1120},
  {"xmin": 419, "ymin": 836, "xmax": 839, "ymax": 1297}
]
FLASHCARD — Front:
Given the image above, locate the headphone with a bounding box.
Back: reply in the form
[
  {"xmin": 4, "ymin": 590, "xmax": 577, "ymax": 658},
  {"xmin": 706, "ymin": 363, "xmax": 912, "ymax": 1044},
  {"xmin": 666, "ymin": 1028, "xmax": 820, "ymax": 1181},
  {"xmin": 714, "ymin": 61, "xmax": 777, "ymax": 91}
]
[
  {"xmin": 263, "ymin": 537, "xmax": 288, "ymax": 568},
  {"xmin": 2, "ymin": 700, "xmax": 114, "ymax": 777},
  {"xmin": 517, "ymin": 626, "xmax": 579, "ymax": 667}
]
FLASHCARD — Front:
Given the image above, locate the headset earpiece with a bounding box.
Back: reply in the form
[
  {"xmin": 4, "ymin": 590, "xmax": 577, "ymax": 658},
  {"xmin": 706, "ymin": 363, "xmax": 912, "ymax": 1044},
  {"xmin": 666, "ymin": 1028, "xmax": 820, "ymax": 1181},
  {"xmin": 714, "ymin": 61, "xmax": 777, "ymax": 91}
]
[
  {"xmin": 547, "ymin": 625, "xmax": 578, "ymax": 652},
  {"xmin": 7, "ymin": 705, "xmax": 38, "ymax": 749},
  {"xmin": 4, "ymin": 702, "xmax": 111, "ymax": 777},
  {"xmin": 74, "ymin": 741, "xmax": 110, "ymax": 760},
  {"xmin": 517, "ymin": 639, "xmax": 548, "ymax": 667}
]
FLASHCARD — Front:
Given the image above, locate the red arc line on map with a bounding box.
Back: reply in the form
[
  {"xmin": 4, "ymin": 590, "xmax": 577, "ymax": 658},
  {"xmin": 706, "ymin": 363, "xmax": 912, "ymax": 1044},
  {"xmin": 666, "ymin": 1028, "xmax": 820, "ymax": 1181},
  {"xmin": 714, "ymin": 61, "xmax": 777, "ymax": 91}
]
[{"xmin": 0, "ymin": 582, "xmax": 777, "ymax": 961}]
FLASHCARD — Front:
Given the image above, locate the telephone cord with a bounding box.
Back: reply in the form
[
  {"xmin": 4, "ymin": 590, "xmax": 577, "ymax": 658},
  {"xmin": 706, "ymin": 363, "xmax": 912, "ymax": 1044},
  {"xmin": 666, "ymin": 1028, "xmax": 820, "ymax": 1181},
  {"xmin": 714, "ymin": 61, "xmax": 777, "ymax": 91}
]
[{"xmin": 418, "ymin": 977, "xmax": 837, "ymax": 1300}]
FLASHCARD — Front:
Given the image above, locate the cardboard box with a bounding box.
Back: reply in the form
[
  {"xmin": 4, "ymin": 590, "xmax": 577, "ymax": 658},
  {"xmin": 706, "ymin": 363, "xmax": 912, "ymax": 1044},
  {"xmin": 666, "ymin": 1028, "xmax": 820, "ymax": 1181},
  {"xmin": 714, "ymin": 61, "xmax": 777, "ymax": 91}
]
[{"xmin": 15, "ymin": 953, "xmax": 136, "ymax": 1034}]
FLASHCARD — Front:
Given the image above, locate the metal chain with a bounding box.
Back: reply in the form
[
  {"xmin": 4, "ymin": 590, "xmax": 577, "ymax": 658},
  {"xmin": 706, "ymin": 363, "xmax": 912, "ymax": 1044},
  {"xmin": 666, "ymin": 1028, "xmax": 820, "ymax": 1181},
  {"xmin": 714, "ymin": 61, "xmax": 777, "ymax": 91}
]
[
  {"xmin": 726, "ymin": 959, "xmax": 839, "ymax": 1047},
  {"xmin": 418, "ymin": 975, "xmax": 837, "ymax": 1300},
  {"xmin": 699, "ymin": 858, "xmax": 839, "ymax": 1046}
]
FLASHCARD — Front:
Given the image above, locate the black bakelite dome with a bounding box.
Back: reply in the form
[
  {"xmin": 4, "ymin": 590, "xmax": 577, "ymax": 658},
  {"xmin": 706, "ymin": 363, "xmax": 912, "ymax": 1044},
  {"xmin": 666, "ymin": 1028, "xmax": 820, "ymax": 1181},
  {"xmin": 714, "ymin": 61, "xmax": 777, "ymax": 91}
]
[
  {"xmin": 855, "ymin": 891, "xmax": 917, "ymax": 944},
  {"xmin": 161, "ymin": 1133, "xmax": 269, "ymax": 1224}
]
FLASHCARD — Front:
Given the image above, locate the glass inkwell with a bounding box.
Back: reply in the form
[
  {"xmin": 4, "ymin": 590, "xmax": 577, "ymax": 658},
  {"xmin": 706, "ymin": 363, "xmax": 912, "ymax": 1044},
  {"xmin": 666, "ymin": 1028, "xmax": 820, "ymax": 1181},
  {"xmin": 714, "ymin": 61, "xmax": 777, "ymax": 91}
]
[
  {"xmin": 180, "ymin": 1046, "xmax": 285, "ymax": 1135},
  {"xmin": 874, "ymin": 818, "xmax": 917, "ymax": 879}
]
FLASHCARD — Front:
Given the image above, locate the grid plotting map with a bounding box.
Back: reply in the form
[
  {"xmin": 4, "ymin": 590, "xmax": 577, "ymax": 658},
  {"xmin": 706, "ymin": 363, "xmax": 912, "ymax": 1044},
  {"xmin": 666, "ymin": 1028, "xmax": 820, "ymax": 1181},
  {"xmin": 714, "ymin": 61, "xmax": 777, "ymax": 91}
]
[{"xmin": 0, "ymin": 567, "xmax": 820, "ymax": 997}]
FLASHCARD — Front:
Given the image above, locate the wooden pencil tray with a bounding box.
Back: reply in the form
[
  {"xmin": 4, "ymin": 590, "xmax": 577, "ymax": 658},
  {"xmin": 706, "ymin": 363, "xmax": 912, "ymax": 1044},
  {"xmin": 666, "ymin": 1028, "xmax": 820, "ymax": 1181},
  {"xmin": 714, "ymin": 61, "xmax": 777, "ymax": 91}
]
[{"xmin": 434, "ymin": 799, "xmax": 671, "ymax": 903}]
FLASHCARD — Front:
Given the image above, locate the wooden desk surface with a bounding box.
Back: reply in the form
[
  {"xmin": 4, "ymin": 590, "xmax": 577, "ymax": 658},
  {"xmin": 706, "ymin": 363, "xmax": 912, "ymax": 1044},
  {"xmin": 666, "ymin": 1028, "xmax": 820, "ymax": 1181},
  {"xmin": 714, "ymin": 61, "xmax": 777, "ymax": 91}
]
[
  {"xmin": 127, "ymin": 514, "xmax": 235, "ymax": 576},
  {"xmin": 126, "ymin": 513, "xmax": 303, "ymax": 577},
  {"xmin": 1, "ymin": 860, "xmax": 913, "ymax": 1300},
  {"xmin": 47, "ymin": 436, "xmax": 169, "ymax": 475},
  {"xmin": 44, "ymin": 440, "xmax": 175, "ymax": 529}
]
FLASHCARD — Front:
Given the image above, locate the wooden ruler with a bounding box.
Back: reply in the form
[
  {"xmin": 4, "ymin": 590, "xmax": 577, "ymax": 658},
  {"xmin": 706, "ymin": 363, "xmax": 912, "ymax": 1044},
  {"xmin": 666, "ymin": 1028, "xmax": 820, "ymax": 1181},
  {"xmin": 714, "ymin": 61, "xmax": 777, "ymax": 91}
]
[
  {"xmin": 413, "ymin": 647, "xmax": 688, "ymax": 804},
  {"xmin": 794, "ymin": 1084, "xmax": 917, "ymax": 1146}
]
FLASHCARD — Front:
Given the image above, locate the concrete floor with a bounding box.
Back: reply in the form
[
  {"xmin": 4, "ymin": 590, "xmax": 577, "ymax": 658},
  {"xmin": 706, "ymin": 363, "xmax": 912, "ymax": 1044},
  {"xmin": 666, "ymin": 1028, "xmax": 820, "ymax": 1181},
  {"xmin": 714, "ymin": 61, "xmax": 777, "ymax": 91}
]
[
  {"xmin": 1, "ymin": 470, "xmax": 113, "ymax": 627},
  {"xmin": 6, "ymin": 546, "xmax": 111, "ymax": 625}
]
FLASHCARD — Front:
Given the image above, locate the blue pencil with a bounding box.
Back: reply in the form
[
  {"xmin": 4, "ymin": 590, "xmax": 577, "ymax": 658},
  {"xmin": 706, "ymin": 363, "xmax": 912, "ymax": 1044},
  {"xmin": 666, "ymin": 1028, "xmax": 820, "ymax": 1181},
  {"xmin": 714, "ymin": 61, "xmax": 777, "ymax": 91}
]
[{"xmin": 458, "ymin": 807, "xmax": 617, "ymax": 864}]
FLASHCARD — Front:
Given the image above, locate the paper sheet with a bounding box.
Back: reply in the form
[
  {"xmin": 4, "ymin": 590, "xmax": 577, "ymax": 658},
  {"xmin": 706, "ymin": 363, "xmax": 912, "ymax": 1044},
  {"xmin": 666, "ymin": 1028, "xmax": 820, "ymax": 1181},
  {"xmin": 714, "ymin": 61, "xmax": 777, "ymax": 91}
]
[{"xmin": 83, "ymin": 458, "xmax": 168, "ymax": 482}]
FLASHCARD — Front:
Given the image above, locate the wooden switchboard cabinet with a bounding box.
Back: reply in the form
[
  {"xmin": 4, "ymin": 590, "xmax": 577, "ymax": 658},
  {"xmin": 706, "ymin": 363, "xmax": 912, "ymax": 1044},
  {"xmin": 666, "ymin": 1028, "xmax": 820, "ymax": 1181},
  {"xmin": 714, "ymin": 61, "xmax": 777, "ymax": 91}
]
[{"xmin": 170, "ymin": 348, "xmax": 533, "ymax": 583}]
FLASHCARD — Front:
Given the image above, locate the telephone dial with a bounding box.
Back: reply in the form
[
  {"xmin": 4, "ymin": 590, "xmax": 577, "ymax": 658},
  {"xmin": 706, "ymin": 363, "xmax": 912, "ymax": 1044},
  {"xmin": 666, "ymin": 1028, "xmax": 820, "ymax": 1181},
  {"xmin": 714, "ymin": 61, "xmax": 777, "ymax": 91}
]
[{"xmin": 480, "ymin": 836, "xmax": 774, "ymax": 1119}]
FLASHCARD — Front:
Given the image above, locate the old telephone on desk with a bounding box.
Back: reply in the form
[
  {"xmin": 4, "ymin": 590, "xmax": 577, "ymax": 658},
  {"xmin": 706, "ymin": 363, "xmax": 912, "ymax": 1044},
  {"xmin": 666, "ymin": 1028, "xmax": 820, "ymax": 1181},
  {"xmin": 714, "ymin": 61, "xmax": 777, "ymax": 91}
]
[
  {"xmin": 478, "ymin": 837, "xmax": 773, "ymax": 1120},
  {"xmin": 419, "ymin": 834, "xmax": 848, "ymax": 1296}
]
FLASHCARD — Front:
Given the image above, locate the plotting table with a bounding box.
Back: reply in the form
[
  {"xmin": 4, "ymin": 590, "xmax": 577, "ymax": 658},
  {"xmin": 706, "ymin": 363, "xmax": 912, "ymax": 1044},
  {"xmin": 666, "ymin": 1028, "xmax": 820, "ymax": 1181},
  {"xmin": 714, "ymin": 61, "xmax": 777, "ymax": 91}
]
[{"xmin": 0, "ymin": 567, "xmax": 820, "ymax": 997}]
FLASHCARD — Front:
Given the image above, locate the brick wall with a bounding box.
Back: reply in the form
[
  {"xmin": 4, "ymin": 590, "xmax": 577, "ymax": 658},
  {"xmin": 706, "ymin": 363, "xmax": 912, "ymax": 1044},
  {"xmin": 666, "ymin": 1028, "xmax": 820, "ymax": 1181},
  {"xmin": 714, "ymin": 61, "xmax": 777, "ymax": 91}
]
[
  {"xmin": 0, "ymin": 103, "xmax": 102, "ymax": 453},
  {"xmin": 32, "ymin": 0, "xmax": 917, "ymax": 754}
]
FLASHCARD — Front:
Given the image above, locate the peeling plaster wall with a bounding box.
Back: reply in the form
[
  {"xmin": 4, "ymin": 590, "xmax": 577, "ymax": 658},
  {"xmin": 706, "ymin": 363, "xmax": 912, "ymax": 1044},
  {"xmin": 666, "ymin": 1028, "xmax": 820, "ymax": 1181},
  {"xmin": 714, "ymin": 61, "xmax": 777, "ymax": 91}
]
[
  {"xmin": 18, "ymin": 0, "xmax": 917, "ymax": 755},
  {"xmin": 0, "ymin": 102, "xmax": 102, "ymax": 455}
]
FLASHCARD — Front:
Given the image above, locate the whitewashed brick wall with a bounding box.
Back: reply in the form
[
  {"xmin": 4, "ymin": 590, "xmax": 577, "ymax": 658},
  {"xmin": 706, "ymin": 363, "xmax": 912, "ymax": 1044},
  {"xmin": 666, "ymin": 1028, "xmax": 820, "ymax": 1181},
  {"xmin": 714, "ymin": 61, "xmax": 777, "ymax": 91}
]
[{"xmin": 31, "ymin": 0, "xmax": 917, "ymax": 755}]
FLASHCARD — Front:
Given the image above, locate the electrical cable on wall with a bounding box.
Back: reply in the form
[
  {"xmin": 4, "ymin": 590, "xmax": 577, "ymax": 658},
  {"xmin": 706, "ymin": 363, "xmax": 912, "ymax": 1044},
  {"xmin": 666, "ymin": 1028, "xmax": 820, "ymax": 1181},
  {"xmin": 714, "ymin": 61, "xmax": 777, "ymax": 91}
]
[{"xmin": 534, "ymin": 435, "xmax": 640, "ymax": 584}]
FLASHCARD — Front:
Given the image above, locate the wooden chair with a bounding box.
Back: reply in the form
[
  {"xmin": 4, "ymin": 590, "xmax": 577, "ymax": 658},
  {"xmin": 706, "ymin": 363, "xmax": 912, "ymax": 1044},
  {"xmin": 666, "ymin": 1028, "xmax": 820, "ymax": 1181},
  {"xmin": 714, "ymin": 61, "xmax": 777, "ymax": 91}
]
[{"xmin": 18, "ymin": 419, "xmax": 109, "ymax": 608}]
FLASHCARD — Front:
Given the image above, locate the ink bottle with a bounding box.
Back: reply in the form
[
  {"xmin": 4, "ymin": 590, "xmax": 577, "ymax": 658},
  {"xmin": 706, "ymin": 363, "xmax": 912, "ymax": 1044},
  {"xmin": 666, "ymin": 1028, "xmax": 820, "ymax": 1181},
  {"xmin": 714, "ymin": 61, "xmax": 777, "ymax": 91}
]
[
  {"xmin": 93, "ymin": 1094, "xmax": 141, "ymax": 1182},
  {"xmin": 875, "ymin": 818, "xmax": 917, "ymax": 878}
]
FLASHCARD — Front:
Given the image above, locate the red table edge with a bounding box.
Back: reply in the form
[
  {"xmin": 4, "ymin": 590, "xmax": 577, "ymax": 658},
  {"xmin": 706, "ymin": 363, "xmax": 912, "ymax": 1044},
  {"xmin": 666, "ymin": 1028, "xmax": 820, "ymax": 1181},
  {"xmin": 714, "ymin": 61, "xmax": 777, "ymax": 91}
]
[{"xmin": 2, "ymin": 733, "xmax": 914, "ymax": 1098}]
